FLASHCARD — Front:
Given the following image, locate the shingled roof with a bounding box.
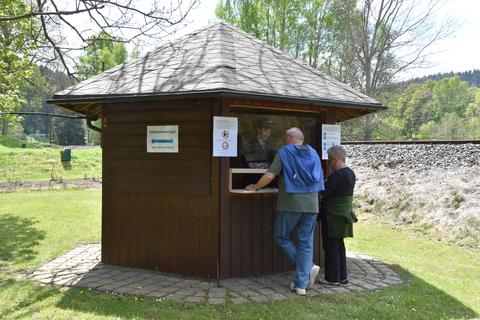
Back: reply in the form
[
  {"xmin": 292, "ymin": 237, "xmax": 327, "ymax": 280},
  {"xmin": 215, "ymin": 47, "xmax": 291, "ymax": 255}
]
[{"xmin": 52, "ymin": 21, "xmax": 383, "ymax": 110}]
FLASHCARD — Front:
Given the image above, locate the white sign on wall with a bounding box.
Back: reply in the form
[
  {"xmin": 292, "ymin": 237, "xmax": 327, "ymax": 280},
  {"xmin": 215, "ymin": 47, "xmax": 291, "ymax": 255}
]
[
  {"xmin": 321, "ymin": 124, "xmax": 341, "ymax": 159},
  {"xmin": 147, "ymin": 125, "xmax": 178, "ymax": 153},
  {"xmin": 213, "ymin": 116, "xmax": 238, "ymax": 157}
]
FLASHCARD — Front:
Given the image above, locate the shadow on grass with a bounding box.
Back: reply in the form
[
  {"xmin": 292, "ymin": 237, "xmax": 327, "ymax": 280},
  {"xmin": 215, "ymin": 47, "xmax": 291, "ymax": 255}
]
[
  {"xmin": 54, "ymin": 266, "xmax": 478, "ymax": 320},
  {"xmin": 0, "ymin": 214, "xmax": 45, "ymax": 266},
  {"xmin": 61, "ymin": 161, "xmax": 72, "ymax": 170},
  {"xmin": 0, "ymin": 277, "xmax": 60, "ymax": 320},
  {"xmin": 1, "ymin": 266, "xmax": 477, "ymax": 319}
]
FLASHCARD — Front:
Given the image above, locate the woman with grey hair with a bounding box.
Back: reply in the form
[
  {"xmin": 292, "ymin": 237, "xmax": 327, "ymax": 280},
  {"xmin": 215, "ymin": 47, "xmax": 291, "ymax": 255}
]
[{"xmin": 318, "ymin": 145, "xmax": 357, "ymax": 285}]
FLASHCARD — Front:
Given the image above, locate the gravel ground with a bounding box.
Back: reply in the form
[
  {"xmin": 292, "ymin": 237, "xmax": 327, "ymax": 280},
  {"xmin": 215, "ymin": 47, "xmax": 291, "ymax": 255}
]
[
  {"xmin": 345, "ymin": 143, "xmax": 480, "ymax": 169},
  {"xmin": 345, "ymin": 143, "xmax": 480, "ymax": 249}
]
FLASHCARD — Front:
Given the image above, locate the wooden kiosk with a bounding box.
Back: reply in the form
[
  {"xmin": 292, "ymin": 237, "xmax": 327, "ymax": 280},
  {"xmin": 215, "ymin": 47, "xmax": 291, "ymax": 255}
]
[{"xmin": 50, "ymin": 22, "xmax": 384, "ymax": 279}]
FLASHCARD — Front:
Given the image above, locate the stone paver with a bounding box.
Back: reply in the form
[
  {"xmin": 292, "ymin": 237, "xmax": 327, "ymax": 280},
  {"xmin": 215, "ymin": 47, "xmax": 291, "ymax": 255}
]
[{"xmin": 28, "ymin": 244, "xmax": 401, "ymax": 304}]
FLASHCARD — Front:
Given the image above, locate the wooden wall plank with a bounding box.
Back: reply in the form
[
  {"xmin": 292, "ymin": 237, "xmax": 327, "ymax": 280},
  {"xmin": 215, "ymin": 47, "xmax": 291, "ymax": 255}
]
[
  {"xmin": 127, "ymin": 193, "xmax": 139, "ymax": 267},
  {"xmin": 188, "ymin": 197, "xmax": 200, "ymax": 276},
  {"xmin": 104, "ymin": 170, "xmax": 210, "ymax": 183},
  {"xmin": 117, "ymin": 193, "xmax": 129, "ymax": 266},
  {"xmin": 107, "ymin": 108, "xmax": 210, "ymax": 123},
  {"xmin": 261, "ymin": 195, "xmax": 274, "ymax": 275},
  {"xmin": 209, "ymin": 99, "xmax": 221, "ymax": 279},
  {"xmin": 166, "ymin": 195, "xmax": 179, "ymax": 273},
  {"xmin": 177, "ymin": 197, "xmax": 189, "ymax": 275},
  {"xmin": 106, "ymin": 181, "xmax": 210, "ymax": 195},
  {"xmin": 230, "ymin": 197, "xmax": 242, "ymax": 277},
  {"xmin": 136, "ymin": 193, "xmax": 149, "ymax": 269},
  {"xmin": 198, "ymin": 196, "xmax": 211, "ymax": 276},
  {"xmin": 107, "ymin": 122, "xmax": 210, "ymax": 136},
  {"xmin": 146, "ymin": 194, "xmax": 158, "ymax": 270},
  {"xmin": 105, "ymin": 147, "xmax": 210, "ymax": 160},
  {"xmin": 107, "ymin": 159, "xmax": 210, "ymax": 171},
  {"xmin": 157, "ymin": 194, "xmax": 168, "ymax": 271},
  {"xmin": 241, "ymin": 196, "xmax": 253, "ymax": 276}
]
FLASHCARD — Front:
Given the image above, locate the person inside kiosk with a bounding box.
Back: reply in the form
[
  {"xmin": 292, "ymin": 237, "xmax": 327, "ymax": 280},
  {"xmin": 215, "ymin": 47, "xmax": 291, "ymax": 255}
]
[
  {"xmin": 229, "ymin": 114, "xmax": 317, "ymax": 192},
  {"xmin": 243, "ymin": 119, "xmax": 276, "ymax": 169}
]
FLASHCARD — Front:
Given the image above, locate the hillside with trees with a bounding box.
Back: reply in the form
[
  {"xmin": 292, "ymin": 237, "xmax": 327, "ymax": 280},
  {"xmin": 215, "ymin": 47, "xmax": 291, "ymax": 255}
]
[
  {"xmin": 404, "ymin": 69, "xmax": 480, "ymax": 88},
  {"xmin": 346, "ymin": 76, "xmax": 480, "ymax": 140}
]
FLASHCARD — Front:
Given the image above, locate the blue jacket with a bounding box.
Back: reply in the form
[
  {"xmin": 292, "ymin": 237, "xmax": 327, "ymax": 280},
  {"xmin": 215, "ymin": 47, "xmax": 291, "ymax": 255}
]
[{"xmin": 278, "ymin": 144, "xmax": 324, "ymax": 193}]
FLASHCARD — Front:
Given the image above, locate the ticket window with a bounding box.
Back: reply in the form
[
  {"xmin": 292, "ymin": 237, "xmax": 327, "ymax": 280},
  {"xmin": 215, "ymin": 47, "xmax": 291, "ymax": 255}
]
[{"xmin": 229, "ymin": 111, "xmax": 317, "ymax": 193}]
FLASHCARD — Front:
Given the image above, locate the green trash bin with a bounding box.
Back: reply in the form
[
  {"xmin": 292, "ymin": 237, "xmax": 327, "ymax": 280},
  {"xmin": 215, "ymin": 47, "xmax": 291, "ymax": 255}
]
[{"xmin": 60, "ymin": 148, "xmax": 71, "ymax": 162}]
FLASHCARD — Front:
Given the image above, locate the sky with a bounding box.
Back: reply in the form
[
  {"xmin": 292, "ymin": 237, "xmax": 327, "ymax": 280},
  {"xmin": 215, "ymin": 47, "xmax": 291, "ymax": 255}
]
[{"xmin": 165, "ymin": 0, "xmax": 480, "ymax": 80}]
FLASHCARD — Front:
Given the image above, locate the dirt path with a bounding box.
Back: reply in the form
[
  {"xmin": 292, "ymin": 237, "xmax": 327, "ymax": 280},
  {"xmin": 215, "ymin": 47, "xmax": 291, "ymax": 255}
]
[{"xmin": 0, "ymin": 178, "xmax": 102, "ymax": 192}]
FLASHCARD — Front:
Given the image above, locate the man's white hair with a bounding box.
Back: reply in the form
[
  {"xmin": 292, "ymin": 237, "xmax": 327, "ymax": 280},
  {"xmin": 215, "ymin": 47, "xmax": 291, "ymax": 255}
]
[{"xmin": 286, "ymin": 127, "xmax": 304, "ymax": 141}]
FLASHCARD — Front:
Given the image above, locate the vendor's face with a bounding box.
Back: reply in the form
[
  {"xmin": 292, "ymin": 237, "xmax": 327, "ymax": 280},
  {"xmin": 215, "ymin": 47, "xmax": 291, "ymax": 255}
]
[
  {"xmin": 257, "ymin": 127, "xmax": 271, "ymax": 140},
  {"xmin": 283, "ymin": 133, "xmax": 293, "ymax": 145}
]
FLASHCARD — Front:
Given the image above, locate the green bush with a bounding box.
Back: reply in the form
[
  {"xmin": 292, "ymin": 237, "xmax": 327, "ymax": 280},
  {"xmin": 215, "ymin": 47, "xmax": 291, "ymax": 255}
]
[{"xmin": 0, "ymin": 136, "xmax": 23, "ymax": 148}]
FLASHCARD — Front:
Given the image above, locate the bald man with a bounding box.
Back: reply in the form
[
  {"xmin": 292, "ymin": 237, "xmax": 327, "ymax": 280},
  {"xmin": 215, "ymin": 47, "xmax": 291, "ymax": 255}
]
[{"xmin": 246, "ymin": 127, "xmax": 324, "ymax": 295}]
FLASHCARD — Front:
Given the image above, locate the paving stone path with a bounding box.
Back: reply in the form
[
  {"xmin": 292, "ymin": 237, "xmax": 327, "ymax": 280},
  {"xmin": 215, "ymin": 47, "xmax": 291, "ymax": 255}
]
[{"xmin": 29, "ymin": 244, "xmax": 401, "ymax": 304}]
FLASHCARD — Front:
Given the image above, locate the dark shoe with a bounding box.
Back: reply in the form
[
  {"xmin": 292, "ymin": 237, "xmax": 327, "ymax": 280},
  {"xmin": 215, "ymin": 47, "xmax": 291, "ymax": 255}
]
[
  {"xmin": 317, "ymin": 279, "xmax": 340, "ymax": 286},
  {"xmin": 340, "ymin": 279, "xmax": 349, "ymax": 285}
]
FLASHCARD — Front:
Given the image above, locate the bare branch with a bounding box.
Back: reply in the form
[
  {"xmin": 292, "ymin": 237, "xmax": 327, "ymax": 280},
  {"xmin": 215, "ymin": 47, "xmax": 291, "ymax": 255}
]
[
  {"xmin": 2, "ymin": 0, "xmax": 199, "ymax": 80},
  {"xmin": 0, "ymin": 5, "xmax": 103, "ymax": 21},
  {"xmin": 37, "ymin": 0, "xmax": 77, "ymax": 80}
]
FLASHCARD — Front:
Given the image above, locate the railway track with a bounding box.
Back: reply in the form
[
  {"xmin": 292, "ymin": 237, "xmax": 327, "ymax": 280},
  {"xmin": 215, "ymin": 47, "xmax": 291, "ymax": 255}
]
[{"xmin": 341, "ymin": 140, "xmax": 480, "ymax": 145}]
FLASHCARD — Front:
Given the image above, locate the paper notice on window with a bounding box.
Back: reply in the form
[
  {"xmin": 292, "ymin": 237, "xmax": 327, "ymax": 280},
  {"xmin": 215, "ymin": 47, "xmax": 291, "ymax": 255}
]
[
  {"xmin": 321, "ymin": 124, "xmax": 341, "ymax": 159},
  {"xmin": 213, "ymin": 116, "xmax": 238, "ymax": 157}
]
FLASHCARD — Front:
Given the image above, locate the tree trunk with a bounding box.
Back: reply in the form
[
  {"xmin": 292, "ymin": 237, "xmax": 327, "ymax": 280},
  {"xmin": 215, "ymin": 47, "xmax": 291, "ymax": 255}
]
[
  {"xmin": 2, "ymin": 119, "xmax": 9, "ymax": 135},
  {"xmin": 363, "ymin": 114, "xmax": 373, "ymax": 141}
]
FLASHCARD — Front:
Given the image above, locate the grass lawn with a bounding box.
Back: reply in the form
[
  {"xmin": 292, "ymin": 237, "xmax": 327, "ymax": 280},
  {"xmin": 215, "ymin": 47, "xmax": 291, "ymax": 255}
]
[
  {"xmin": 0, "ymin": 135, "xmax": 50, "ymax": 148},
  {"xmin": 0, "ymin": 146, "xmax": 102, "ymax": 183},
  {"xmin": 0, "ymin": 189, "xmax": 101, "ymax": 272},
  {"xmin": 0, "ymin": 136, "xmax": 28, "ymax": 148},
  {"xmin": 0, "ymin": 189, "xmax": 479, "ymax": 319}
]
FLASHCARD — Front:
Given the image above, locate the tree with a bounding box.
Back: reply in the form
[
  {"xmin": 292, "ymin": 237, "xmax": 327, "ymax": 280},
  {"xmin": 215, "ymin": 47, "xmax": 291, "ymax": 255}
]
[
  {"xmin": 0, "ymin": 0, "xmax": 36, "ymax": 135},
  {"xmin": 417, "ymin": 113, "xmax": 467, "ymax": 140},
  {"xmin": 0, "ymin": 0, "xmax": 199, "ymax": 79},
  {"xmin": 216, "ymin": 0, "xmax": 454, "ymax": 140},
  {"xmin": 466, "ymin": 89, "xmax": 480, "ymax": 118},
  {"xmin": 76, "ymin": 31, "xmax": 130, "ymax": 144},
  {"xmin": 216, "ymin": 0, "xmax": 331, "ymax": 61},
  {"xmin": 375, "ymin": 77, "xmax": 476, "ymax": 140},
  {"xmin": 20, "ymin": 66, "xmax": 53, "ymax": 135},
  {"xmin": 77, "ymin": 31, "xmax": 128, "ymax": 80},
  {"xmin": 329, "ymin": 0, "xmax": 454, "ymax": 140},
  {"xmin": 52, "ymin": 116, "xmax": 86, "ymax": 146},
  {"xmin": 430, "ymin": 76, "xmax": 474, "ymax": 118},
  {"xmin": 464, "ymin": 88, "xmax": 480, "ymax": 139}
]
